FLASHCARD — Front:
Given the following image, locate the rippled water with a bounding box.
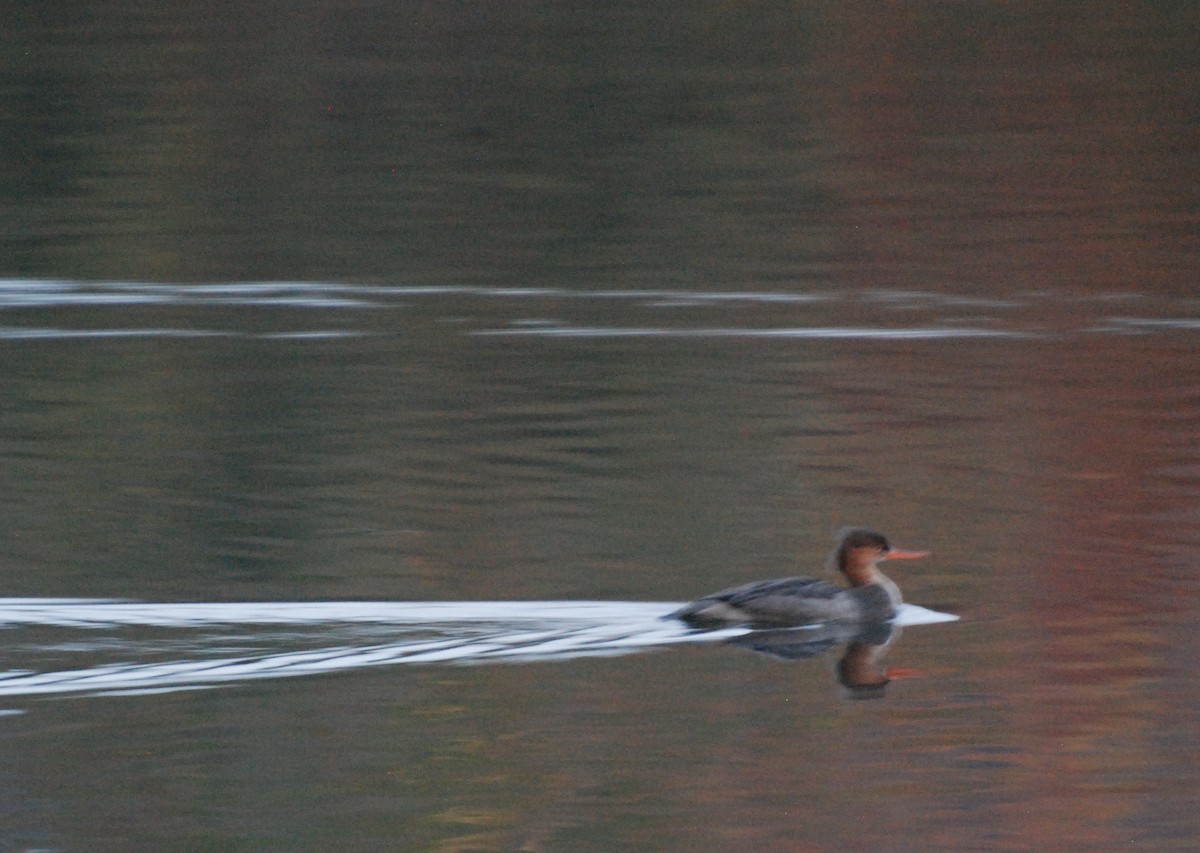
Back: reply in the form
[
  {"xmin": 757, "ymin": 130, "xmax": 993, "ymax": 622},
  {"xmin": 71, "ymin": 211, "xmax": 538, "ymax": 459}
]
[
  {"xmin": 4, "ymin": 1, "xmax": 1200, "ymax": 851},
  {"xmin": 2, "ymin": 278, "xmax": 1199, "ymax": 340}
]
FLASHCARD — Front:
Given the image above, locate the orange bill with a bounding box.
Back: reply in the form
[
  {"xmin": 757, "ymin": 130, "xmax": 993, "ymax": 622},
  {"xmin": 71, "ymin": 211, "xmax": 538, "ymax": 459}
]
[{"xmin": 883, "ymin": 549, "xmax": 931, "ymax": 560}]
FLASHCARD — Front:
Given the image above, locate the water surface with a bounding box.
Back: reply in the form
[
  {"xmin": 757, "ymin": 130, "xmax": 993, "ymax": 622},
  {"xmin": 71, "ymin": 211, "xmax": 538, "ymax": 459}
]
[{"xmin": 3, "ymin": 1, "xmax": 1200, "ymax": 851}]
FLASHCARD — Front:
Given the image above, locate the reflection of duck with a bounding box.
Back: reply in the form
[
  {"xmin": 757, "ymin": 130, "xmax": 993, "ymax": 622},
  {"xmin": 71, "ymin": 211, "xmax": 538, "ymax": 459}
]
[
  {"xmin": 836, "ymin": 638, "xmax": 893, "ymax": 699},
  {"xmin": 726, "ymin": 619, "xmax": 894, "ymax": 660},
  {"xmin": 670, "ymin": 528, "xmax": 930, "ymax": 629},
  {"xmin": 727, "ymin": 621, "xmax": 898, "ymax": 699}
]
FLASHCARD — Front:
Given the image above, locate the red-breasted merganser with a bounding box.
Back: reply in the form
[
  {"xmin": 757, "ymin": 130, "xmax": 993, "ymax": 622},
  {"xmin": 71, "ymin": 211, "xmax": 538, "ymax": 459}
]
[{"xmin": 671, "ymin": 527, "xmax": 930, "ymax": 629}]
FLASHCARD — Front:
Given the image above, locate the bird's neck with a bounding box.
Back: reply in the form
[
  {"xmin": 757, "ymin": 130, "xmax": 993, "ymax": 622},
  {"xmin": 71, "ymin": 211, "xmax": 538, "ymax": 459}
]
[
  {"xmin": 844, "ymin": 563, "xmax": 884, "ymax": 587},
  {"xmin": 845, "ymin": 567, "xmax": 902, "ymax": 605}
]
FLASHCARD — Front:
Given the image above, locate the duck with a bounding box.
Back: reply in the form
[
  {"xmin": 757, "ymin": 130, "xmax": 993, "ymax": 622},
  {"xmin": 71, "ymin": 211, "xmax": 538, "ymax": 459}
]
[{"xmin": 670, "ymin": 527, "xmax": 930, "ymax": 629}]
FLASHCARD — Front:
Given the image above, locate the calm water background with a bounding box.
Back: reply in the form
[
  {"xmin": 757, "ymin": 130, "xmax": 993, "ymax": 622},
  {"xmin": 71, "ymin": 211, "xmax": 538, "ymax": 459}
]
[{"xmin": 3, "ymin": 1, "xmax": 1200, "ymax": 850}]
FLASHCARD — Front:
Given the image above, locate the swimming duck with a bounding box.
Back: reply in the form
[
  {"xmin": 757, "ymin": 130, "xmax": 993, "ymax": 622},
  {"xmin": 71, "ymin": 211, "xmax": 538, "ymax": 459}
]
[{"xmin": 670, "ymin": 527, "xmax": 930, "ymax": 629}]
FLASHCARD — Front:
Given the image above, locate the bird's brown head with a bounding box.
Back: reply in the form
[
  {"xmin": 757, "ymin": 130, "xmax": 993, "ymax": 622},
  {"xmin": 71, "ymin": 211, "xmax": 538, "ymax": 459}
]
[{"xmin": 828, "ymin": 527, "xmax": 930, "ymax": 578}]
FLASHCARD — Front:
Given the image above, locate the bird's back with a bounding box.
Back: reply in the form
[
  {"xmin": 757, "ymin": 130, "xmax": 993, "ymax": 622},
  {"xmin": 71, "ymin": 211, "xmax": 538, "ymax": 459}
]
[{"xmin": 671, "ymin": 576, "xmax": 874, "ymax": 628}]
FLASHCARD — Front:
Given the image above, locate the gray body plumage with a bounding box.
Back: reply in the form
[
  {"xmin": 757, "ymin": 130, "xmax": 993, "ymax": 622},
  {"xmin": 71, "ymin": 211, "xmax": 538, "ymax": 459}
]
[{"xmin": 670, "ymin": 575, "xmax": 899, "ymax": 629}]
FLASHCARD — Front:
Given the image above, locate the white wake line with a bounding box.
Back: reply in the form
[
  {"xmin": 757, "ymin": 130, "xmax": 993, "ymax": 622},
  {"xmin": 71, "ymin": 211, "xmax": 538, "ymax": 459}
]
[
  {"xmin": 472, "ymin": 326, "xmax": 1028, "ymax": 340},
  {"xmin": 0, "ymin": 599, "xmax": 958, "ymax": 629},
  {"xmin": 0, "ymin": 599, "xmax": 681, "ymax": 628},
  {"xmin": 0, "ymin": 327, "xmax": 364, "ymax": 341},
  {"xmin": 0, "ymin": 621, "xmax": 748, "ymax": 698}
]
